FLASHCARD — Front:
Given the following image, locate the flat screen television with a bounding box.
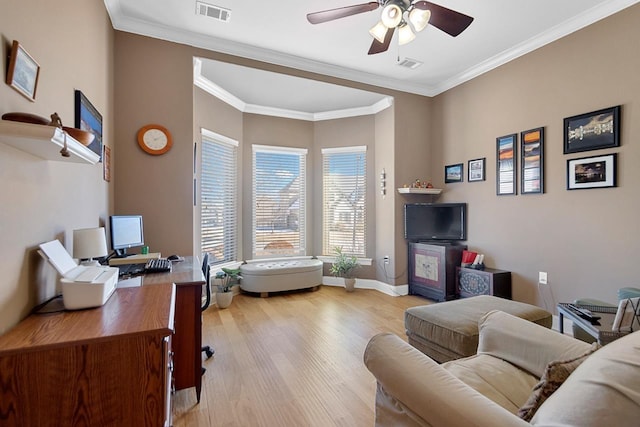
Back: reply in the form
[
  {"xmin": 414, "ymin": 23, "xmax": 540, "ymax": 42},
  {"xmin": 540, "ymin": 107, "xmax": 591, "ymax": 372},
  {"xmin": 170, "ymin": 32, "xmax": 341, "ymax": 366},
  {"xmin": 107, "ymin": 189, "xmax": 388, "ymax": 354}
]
[
  {"xmin": 109, "ymin": 215, "xmax": 144, "ymax": 257},
  {"xmin": 404, "ymin": 203, "xmax": 467, "ymax": 241}
]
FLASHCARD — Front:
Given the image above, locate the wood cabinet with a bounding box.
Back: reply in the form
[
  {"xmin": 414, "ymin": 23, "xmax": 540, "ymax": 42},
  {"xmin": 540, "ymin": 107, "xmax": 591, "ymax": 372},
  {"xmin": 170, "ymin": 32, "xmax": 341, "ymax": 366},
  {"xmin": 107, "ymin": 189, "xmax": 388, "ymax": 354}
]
[
  {"xmin": 457, "ymin": 267, "xmax": 512, "ymax": 299},
  {"xmin": 0, "ymin": 285, "xmax": 175, "ymax": 427},
  {"xmin": 408, "ymin": 242, "xmax": 466, "ymax": 301}
]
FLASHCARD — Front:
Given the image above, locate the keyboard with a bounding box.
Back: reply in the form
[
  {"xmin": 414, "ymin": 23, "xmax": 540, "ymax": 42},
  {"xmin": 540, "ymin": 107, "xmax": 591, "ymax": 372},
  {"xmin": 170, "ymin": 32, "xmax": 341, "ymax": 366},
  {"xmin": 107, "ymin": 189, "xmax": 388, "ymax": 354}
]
[{"xmin": 145, "ymin": 258, "xmax": 172, "ymax": 273}]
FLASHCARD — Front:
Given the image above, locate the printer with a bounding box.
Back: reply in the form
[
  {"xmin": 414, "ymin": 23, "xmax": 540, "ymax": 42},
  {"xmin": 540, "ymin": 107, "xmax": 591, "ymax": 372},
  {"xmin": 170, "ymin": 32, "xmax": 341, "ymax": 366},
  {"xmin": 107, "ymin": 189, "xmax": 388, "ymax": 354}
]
[{"xmin": 39, "ymin": 240, "xmax": 119, "ymax": 310}]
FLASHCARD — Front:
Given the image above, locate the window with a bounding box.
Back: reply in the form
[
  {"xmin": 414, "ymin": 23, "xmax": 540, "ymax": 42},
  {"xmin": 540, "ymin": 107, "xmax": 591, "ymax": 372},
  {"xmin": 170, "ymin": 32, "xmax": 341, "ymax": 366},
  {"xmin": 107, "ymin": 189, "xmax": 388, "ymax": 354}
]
[
  {"xmin": 322, "ymin": 146, "xmax": 367, "ymax": 257},
  {"xmin": 252, "ymin": 145, "xmax": 307, "ymax": 258},
  {"xmin": 201, "ymin": 129, "xmax": 238, "ymax": 265}
]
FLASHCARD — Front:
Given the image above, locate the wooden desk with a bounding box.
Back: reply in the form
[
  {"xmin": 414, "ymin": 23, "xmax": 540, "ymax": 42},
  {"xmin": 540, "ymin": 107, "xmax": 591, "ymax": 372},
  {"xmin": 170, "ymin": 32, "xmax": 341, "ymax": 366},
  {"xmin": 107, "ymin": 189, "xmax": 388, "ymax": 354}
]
[
  {"xmin": 0, "ymin": 284, "xmax": 175, "ymax": 426},
  {"xmin": 133, "ymin": 256, "xmax": 206, "ymax": 401}
]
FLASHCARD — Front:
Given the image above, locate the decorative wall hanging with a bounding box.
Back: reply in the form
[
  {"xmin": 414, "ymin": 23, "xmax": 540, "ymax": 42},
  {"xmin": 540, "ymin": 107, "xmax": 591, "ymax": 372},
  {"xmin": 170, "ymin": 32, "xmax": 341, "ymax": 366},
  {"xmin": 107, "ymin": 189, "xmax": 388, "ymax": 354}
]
[
  {"xmin": 468, "ymin": 158, "xmax": 486, "ymax": 182},
  {"xmin": 564, "ymin": 106, "xmax": 620, "ymax": 154},
  {"xmin": 496, "ymin": 134, "xmax": 516, "ymax": 195},
  {"xmin": 567, "ymin": 153, "xmax": 617, "ymax": 190},
  {"xmin": 521, "ymin": 127, "xmax": 544, "ymax": 194},
  {"xmin": 445, "ymin": 163, "xmax": 463, "ymax": 183},
  {"xmin": 6, "ymin": 40, "xmax": 40, "ymax": 102},
  {"xmin": 75, "ymin": 90, "xmax": 103, "ymax": 161}
]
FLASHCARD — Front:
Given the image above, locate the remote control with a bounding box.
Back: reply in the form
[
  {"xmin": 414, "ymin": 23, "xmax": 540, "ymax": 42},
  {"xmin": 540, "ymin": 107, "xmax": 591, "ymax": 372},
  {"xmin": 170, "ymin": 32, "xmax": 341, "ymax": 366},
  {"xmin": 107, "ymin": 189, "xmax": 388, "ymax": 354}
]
[{"xmin": 567, "ymin": 304, "xmax": 601, "ymax": 322}]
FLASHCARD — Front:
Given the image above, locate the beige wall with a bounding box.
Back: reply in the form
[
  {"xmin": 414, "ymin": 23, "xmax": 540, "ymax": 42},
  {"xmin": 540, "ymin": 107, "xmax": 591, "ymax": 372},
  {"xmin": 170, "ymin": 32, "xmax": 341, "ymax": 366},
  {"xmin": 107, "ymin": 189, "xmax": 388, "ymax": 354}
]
[
  {"xmin": 431, "ymin": 4, "xmax": 640, "ymax": 305},
  {"xmin": 0, "ymin": 0, "xmax": 113, "ymax": 332}
]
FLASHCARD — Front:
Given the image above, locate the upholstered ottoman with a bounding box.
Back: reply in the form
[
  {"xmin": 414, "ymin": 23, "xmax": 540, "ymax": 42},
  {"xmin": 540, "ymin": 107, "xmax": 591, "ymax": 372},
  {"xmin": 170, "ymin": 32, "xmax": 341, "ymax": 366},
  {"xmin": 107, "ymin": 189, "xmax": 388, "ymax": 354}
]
[
  {"xmin": 240, "ymin": 258, "xmax": 323, "ymax": 297},
  {"xmin": 405, "ymin": 295, "xmax": 552, "ymax": 363}
]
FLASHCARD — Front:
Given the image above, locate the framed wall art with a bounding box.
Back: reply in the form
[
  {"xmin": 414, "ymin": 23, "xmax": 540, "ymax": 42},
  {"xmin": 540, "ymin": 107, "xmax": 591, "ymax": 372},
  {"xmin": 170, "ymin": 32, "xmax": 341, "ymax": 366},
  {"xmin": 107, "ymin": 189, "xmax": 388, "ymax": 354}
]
[
  {"xmin": 564, "ymin": 105, "xmax": 620, "ymax": 154},
  {"xmin": 521, "ymin": 127, "xmax": 544, "ymax": 194},
  {"xmin": 75, "ymin": 90, "xmax": 103, "ymax": 161},
  {"xmin": 496, "ymin": 134, "xmax": 516, "ymax": 195},
  {"xmin": 445, "ymin": 163, "xmax": 464, "ymax": 183},
  {"xmin": 567, "ymin": 153, "xmax": 617, "ymax": 190},
  {"xmin": 5, "ymin": 40, "xmax": 40, "ymax": 102},
  {"xmin": 468, "ymin": 158, "xmax": 486, "ymax": 182},
  {"xmin": 103, "ymin": 145, "xmax": 111, "ymax": 182}
]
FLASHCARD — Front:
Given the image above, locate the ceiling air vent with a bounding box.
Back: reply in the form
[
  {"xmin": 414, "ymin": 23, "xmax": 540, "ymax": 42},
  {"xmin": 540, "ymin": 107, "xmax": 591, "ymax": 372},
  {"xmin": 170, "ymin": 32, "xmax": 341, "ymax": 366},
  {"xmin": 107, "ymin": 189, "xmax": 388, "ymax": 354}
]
[
  {"xmin": 196, "ymin": 2, "xmax": 231, "ymax": 22},
  {"xmin": 397, "ymin": 58, "xmax": 423, "ymax": 70}
]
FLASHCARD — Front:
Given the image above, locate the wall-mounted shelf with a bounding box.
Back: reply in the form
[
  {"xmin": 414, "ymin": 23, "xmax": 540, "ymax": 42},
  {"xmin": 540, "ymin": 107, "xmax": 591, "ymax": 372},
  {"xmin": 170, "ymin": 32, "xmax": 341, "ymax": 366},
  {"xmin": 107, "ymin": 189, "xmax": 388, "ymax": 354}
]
[
  {"xmin": 397, "ymin": 188, "xmax": 442, "ymax": 195},
  {"xmin": 0, "ymin": 120, "xmax": 99, "ymax": 164}
]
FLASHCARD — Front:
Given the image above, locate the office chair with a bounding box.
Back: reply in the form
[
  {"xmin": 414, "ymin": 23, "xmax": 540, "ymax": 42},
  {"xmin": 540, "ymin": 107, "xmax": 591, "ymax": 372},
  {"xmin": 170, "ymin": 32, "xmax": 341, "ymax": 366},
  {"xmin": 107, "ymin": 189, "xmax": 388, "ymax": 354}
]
[{"xmin": 201, "ymin": 253, "xmax": 214, "ymax": 373}]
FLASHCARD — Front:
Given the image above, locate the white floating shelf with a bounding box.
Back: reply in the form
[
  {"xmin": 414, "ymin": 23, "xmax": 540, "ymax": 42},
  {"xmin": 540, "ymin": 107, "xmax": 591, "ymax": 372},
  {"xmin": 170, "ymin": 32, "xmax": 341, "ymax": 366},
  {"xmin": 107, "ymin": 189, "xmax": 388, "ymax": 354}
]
[
  {"xmin": 0, "ymin": 120, "xmax": 100, "ymax": 164},
  {"xmin": 397, "ymin": 188, "xmax": 442, "ymax": 195}
]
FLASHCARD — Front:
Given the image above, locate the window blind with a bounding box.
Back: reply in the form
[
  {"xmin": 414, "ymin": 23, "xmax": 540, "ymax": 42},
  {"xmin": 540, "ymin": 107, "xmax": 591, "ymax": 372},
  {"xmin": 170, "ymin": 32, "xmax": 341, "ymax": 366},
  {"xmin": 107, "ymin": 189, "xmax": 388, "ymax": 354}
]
[
  {"xmin": 252, "ymin": 145, "xmax": 307, "ymax": 258},
  {"xmin": 322, "ymin": 146, "xmax": 367, "ymax": 257},
  {"xmin": 201, "ymin": 131, "xmax": 238, "ymax": 265}
]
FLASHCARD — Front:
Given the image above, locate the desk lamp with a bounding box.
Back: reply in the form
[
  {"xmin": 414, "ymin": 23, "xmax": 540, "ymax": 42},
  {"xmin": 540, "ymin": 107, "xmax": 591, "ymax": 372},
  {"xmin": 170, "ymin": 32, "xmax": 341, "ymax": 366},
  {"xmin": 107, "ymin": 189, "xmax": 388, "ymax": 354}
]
[{"xmin": 73, "ymin": 227, "xmax": 108, "ymax": 266}]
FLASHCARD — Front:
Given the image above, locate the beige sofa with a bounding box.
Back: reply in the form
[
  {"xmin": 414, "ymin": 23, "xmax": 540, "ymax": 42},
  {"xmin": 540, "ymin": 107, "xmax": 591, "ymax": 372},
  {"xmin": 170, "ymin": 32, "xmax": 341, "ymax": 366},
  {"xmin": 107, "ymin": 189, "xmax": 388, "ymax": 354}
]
[{"xmin": 364, "ymin": 310, "xmax": 640, "ymax": 426}]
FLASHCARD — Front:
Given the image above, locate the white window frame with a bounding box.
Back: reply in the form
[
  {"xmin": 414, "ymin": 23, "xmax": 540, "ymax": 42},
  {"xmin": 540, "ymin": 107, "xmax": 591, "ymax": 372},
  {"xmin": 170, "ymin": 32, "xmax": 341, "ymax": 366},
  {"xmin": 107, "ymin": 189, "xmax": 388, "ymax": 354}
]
[
  {"xmin": 200, "ymin": 128, "xmax": 238, "ymax": 266},
  {"xmin": 322, "ymin": 146, "xmax": 367, "ymax": 258},
  {"xmin": 252, "ymin": 144, "xmax": 307, "ymax": 259}
]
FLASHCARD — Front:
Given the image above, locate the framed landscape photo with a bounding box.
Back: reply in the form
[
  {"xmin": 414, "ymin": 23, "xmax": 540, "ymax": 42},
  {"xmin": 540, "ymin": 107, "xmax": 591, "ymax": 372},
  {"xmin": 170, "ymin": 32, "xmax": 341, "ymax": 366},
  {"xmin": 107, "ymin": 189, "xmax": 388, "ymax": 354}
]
[
  {"xmin": 521, "ymin": 127, "xmax": 544, "ymax": 195},
  {"xmin": 567, "ymin": 153, "xmax": 617, "ymax": 190},
  {"xmin": 564, "ymin": 105, "xmax": 620, "ymax": 154},
  {"xmin": 468, "ymin": 158, "xmax": 486, "ymax": 182},
  {"xmin": 445, "ymin": 163, "xmax": 464, "ymax": 183},
  {"xmin": 5, "ymin": 40, "xmax": 40, "ymax": 102},
  {"xmin": 75, "ymin": 90, "xmax": 103, "ymax": 161},
  {"xmin": 496, "ymin": 134, "xmax": 517, "ymax": 195}
]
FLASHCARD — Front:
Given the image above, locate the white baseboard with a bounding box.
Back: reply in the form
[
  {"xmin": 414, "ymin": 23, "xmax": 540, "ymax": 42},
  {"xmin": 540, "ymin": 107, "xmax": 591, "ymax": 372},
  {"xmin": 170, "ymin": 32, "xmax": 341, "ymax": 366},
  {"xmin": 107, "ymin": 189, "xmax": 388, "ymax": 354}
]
[{"xmin": 322, "ymin": 276, "xmax": 408, "ymax": 296}]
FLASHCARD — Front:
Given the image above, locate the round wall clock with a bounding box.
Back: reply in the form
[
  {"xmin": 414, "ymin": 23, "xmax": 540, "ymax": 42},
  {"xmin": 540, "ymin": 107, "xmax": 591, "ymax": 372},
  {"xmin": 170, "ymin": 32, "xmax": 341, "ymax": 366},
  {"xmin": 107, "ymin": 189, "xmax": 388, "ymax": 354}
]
[{"xmin": 137, "ymin": 124, "xmax": 172, "ymax": 155}]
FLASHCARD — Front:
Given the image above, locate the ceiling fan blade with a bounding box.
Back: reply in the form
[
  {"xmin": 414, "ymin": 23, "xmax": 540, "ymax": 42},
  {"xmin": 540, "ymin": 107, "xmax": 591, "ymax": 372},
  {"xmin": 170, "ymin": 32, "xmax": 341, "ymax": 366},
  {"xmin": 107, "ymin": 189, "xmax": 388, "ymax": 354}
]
[
  {"xmin": 307, "ymin": 2, "xmax": 379, "ymax": 24},
  {"xmin": 413, "ymin": 1, "xmax": 474, "ymax": 37},
  {"xmin": 368, "ymin": 27, "xmax": 395, "ymax": 55}
]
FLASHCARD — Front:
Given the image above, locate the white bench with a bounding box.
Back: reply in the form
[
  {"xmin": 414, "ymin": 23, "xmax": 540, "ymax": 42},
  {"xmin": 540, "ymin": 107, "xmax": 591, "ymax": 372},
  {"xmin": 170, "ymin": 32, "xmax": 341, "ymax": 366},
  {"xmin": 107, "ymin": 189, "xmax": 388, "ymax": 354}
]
[{"xmin": 240, "ymin": 258, "xmax": 323, "ymax": 297}]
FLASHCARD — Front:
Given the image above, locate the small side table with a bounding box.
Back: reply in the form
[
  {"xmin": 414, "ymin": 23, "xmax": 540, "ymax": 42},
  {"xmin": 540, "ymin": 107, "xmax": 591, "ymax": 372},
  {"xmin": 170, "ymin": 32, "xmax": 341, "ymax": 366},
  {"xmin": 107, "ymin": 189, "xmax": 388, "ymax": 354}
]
[{"xmin": 557, "ymin": 303, "xmax": 628, "ymax": 345}]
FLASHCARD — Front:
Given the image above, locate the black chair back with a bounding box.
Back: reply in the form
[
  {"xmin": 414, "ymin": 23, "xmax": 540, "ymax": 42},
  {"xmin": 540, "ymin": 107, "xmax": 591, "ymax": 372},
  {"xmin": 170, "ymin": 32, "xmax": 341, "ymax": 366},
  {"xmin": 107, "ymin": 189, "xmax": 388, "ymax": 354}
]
[{"xmin": 201, "ymin": 253, "xmax": 211, "ymax": 311}]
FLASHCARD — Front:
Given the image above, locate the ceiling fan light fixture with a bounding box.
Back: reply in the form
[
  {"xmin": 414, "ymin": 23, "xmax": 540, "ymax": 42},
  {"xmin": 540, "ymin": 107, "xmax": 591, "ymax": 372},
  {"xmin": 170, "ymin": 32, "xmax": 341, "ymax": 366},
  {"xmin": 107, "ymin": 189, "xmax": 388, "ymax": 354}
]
[
  {"xmin": 381, "ymin": 4, "xmax": 402, "ymax": 28},
  {"xmin": 398, "ymin": 23, "xmax": 415, "ymax": 45},
  {"xmin": 409, "ymin": 8, "xmax": 431, "ymax": 32},
  {"xmin": 369, "ymin": 21, "xmax": 388, "ymax": 43}
]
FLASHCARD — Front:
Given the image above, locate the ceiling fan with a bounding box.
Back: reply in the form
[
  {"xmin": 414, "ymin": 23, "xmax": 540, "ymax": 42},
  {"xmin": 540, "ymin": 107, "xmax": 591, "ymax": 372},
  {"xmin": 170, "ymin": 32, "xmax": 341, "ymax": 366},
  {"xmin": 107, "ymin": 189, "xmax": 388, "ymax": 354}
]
[{"xmin": 307, "ymin": 1, "xmax": 474, "ymax": 55}]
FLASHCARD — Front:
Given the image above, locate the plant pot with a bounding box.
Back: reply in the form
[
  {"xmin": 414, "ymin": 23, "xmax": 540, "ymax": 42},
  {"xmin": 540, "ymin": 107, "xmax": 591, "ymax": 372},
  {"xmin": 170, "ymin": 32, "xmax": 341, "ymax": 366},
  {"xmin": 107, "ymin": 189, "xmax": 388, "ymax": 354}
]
[
  {"xmin": 216, "ymin": 291, "xmax": 233, "ymax": 308},
  {"xmin": 344, "ymin": 278, "xmax": 356, "ymax": 292}
]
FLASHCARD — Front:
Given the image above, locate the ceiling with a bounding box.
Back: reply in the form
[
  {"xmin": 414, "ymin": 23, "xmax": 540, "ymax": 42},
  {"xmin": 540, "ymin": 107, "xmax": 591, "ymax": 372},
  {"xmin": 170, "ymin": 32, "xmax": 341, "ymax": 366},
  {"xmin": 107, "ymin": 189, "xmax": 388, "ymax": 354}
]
[{"xmin": 105, "ymin": 0, "xmax": 638, "ymax": 114}]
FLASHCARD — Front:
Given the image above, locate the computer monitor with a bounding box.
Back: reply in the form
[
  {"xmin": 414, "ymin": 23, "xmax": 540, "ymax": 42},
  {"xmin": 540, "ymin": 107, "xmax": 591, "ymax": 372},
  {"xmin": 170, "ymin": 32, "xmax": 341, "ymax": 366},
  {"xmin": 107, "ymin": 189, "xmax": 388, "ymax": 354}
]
[{"xmin": 109, "ymin": 215, "xmax": 144, "ymax": 257}]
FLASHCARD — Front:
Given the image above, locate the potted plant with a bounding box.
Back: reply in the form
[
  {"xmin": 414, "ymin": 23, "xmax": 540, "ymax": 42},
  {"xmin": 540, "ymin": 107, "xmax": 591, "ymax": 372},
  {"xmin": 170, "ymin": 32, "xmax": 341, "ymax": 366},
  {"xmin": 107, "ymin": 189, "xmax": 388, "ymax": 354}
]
[
  {"xmin": 214, "ymin": 267, "xmax": 241, "ymax": 308},
  {"xmin": 330, "ymin": 246, "xmax": 359, "ymax": 292}
]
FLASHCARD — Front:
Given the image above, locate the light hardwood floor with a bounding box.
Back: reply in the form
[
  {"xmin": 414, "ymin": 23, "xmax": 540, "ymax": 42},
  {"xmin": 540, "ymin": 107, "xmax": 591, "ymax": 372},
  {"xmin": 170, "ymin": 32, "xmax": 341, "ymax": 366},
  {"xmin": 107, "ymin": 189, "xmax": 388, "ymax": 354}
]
[{"xmin": 172, "ymin": 285, "xmax": 429, "ymax": 426}]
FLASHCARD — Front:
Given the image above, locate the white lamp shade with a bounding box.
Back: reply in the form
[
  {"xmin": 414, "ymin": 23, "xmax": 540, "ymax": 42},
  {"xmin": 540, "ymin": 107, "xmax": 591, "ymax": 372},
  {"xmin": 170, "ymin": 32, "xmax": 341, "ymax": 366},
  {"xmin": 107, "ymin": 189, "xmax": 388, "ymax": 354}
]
[
  {"xmin": 73, "ymin": 227, "xmax": 108, "ymax": 261},
  {"xmin": 398, "ymin": 24, "xmax": 416, "ymax": 45},
  {"xmin": 409, "ymin": 8, "xmax": 431, "ymax": 32},
  {"xmin": 369, "ymin": 21, "xmax": 388, "ymax": 43},
  {"xmin": 381, "ymin": 4, "xmax": 403, "ymax": 28}
]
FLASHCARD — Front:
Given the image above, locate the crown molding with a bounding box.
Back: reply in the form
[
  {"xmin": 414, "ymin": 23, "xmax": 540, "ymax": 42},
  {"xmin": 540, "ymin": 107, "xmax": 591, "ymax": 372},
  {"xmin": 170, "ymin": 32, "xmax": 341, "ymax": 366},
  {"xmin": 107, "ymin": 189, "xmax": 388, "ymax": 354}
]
[
  {"xmin": 108, "ymin": 0, "xmax": 639, "ymax": 97},
  {"xmin": 194, "ymin": 58, "xmax": 393, "ymax": 121}
]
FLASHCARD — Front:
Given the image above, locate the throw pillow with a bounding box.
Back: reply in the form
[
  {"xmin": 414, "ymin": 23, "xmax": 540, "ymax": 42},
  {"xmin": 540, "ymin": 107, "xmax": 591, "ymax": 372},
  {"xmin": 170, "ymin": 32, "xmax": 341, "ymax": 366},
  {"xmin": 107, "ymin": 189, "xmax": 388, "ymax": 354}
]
[{"xmin": 517, "ymin": 342, "xmax": 600, "ymax": 421}]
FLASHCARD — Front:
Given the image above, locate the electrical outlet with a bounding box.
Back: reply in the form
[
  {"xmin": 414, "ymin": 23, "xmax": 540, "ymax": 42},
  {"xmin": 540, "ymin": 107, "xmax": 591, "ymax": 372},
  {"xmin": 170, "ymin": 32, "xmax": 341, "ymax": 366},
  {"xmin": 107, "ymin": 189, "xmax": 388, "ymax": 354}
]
[
  {"xmin": 539, "ymin": 271, "xmax": 548, "ymax": 285},
  {"xmin": 383, "ymin": 255, "xmax": 390, "ymax": 264}
]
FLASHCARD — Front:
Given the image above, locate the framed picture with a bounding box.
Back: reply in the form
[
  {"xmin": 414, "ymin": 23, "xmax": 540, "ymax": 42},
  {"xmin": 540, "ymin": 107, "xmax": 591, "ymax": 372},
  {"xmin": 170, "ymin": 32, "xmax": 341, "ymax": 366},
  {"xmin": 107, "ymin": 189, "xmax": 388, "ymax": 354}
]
[
  {"xmin": 468, "ymin": 158, "xmax": 486, "ymax": 182},
  {"xmin": 567, "ymin": 153, "xmax": 617, "ymax": 190},
  {"xmin": 5, "ymin": 40, "xmax": 40, "ymax": 102},
  {"xmin": 521, "ymin": 127, "xmax": 544, "ymax": 194},
  {"xmin": 75, "ymin": 90, "xmax": 103, "ymax": 161},
  {"xmin": 564, "ymin": 106, "xmax": 620, "ymax": 154},
  {"xmin": 103, "ymin": 145, "xmax": 111, "ymax": 182},
  {"xmin": 496, "ymin": 134, "xmax": 517, "ymax": 195},
  {"xmin": 445, "ymin": 163, "xmax": 464, "ymax": 183}
]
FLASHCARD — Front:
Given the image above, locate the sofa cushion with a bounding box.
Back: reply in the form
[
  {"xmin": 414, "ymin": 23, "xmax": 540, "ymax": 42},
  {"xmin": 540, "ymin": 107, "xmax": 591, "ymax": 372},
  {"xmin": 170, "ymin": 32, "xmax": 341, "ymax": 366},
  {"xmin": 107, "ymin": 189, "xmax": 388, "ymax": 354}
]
[
  {"xmin": 444, "ymin": 354, "xmax": 538, "ymax": 414},
  {"xmin": 531, "ymin": 330, "xmax": 640, "ymax": 426},
  {"xmin": 517, "ymin": 342, "xmax": 600, "ymax": 421}
]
